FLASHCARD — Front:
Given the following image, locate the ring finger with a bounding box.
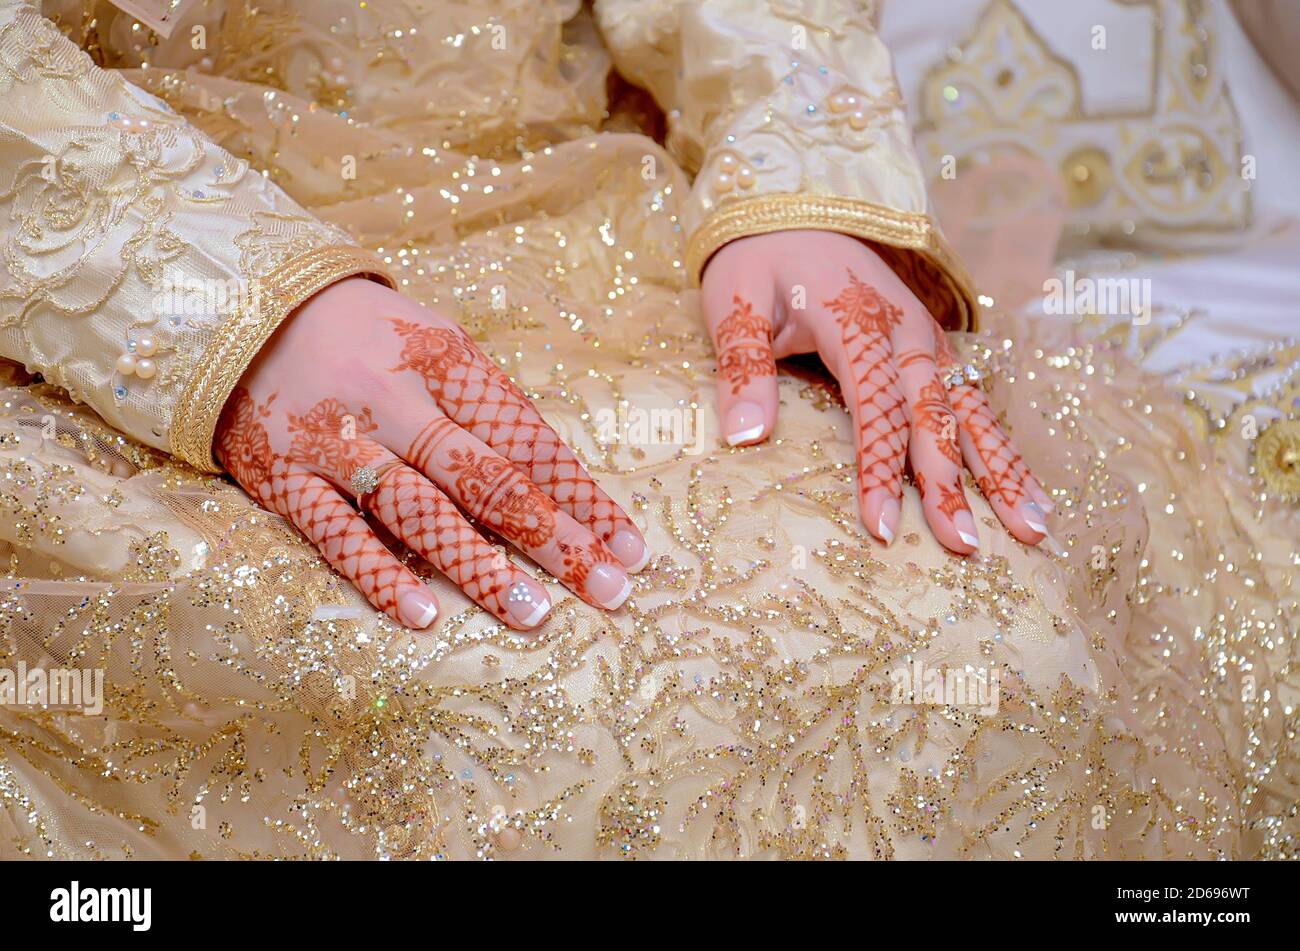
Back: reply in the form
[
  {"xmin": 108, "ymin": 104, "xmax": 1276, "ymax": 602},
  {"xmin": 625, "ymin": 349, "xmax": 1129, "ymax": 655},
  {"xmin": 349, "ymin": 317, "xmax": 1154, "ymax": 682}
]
[
  {"xmin": 329, "ymin": 441, "xmax": 554, "ymax": 632},
  {"xmin": 891, "ymin": 316, "xmax": 977, "ymax": 554}
]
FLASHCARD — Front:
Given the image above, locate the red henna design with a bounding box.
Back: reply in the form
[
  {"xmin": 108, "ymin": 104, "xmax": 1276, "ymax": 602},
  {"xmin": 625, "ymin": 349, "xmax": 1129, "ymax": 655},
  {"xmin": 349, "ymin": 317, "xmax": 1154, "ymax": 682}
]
[
  {"xmin": 913, "ymin": 377, "xmax": 961, "ymax": 466},
  {"xmin": 827, "ymin": 271, "xmax": 903, "ymax": 337},
  {"xmin": 388, "ymin": 318, "xmax": 639, "ymax": 549},
  {"xmin": 406, "ymin": 416, "xmax": 460, "ymax": 473},
  {"xmin": 363, "ymin": 465, "xmax": 540, "ymax": 627},
  {"xmin": 444, "ymin": 444, "xmax": 560, "ymax": 550},
  {"xmin": 216, "ymin": 388, "xmax": 421, "ymax": 626},
  {"xmin": 913, "ymin": 470, "xmax": 966, "ymax": 517},
  {"xmin": 556, "ymin": 536, "xmax": 622, "ymax": 592},
  {"xmin": 977, "ymin": 473, "xmax": 1000, "ymax": 504},
  {"xmin": 824, "ymin": 271, "xmax": 907, "ymax": 503},
  {"xmin": 403, "ymin": 416, "xmax": 620, "ymax": 609},
  {"xmin": 275, "ymin": 466, "xmax": 413, "ymax": 621},
  {"xmin": 935, "ymin": 481, "xmax": 970, "ymax": 518},
  {"xmin": 285, "ymin": 398, "xmax": 384, "ymax": 482},
  {"xmin": 215, "ymin": 389, "xmax": 277, "ymax": 501},
  {"xmin": 933, "ymin": 324, "xmax": 1033, "ymax": 510},
  {"xmin": 895, "ymin": 350, "xmax": 935, "ymax": 372},
  {"xmin": 388, "ymin": 317, "xmax": 476, "ymax": 380},
  {"xmin": 446, "ymin": 446, "xmax": 513, "ymax": 504},
  {"xmin": 954, "ymin": 387, "xmax": 1032, "ymax": 508},
  {"xmin": 715, "ymin": 295, "xmax": 775, "ymax": 395}
]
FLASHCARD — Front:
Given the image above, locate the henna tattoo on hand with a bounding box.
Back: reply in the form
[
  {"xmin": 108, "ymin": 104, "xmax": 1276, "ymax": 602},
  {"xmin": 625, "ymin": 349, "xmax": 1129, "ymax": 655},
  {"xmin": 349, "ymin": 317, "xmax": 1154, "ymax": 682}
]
[
  {"xmin": 363, "ymin": 463, "xmax": 539, "ymax": 625},
  {"xmin": 444, "ymin": 444, "xmax": 560, "ymax": 550},
  {"xmin": 913, "ymin": 376, "xmax": 961, "ymax": 466},
  {"xmin": 958, "ymin": 387, "xmax": 1032, "ymax": 507},
  {"xmin": 285, "ymin": 398, "xmax": 384, "ymax": 482},
  {"xmin": 216, "ymin": 389, "xmax": 425, "ymax": 626},
  {"xmin": 716, "ymin": 295, "xmax": 776, "ymax": 395},
  {"xmin": 403, "ymin": 416, "xmax": 627, "ymax": 610},
  {"xmin": 216, "ymin": 388, "xmax": 277, "ymax": 505},
  {"xmin": 388, "ymin": 318, "xmax": 640, "ymax": 551},
  {"xmin": 824, "ymin": 271, "xmax": 906, "ymax": 502},
  {"xmin": 934, "ymin": 329, "xmax": 1033, "ymax": 510}
]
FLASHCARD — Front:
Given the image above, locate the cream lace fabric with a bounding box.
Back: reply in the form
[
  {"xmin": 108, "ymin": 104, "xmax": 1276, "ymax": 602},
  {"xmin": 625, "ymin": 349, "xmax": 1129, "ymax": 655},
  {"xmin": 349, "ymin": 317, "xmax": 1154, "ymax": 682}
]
[{"xmin": 0, "ymin": 0, "xmax": 1295, "ymax": 860}]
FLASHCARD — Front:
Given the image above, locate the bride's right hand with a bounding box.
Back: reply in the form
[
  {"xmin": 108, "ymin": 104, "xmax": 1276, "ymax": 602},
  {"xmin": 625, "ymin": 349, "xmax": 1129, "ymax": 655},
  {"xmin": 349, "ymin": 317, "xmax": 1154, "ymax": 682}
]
[{"xmin": 215, "ymin": 277, "xmax": 648, "ymax": 632}]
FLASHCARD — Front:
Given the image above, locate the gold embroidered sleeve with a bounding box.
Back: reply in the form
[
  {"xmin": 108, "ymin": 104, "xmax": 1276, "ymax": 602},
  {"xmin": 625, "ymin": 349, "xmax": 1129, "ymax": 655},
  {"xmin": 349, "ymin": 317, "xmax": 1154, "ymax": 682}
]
[
  {"xmin": 594, "ymin": 0, "xmax": 978, "ymax": 330},
  {"xmin": 0, "ymin": 0, "xmax": 392, "ymax": 472}
]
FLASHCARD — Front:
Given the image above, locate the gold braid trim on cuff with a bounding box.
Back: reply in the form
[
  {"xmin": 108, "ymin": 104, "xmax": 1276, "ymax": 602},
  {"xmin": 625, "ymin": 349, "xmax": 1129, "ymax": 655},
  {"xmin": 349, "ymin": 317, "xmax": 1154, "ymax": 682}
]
[
  {"xmin": 170, "ymin": 245, "xmax": 395, "ymax": 472},
  {"xmin": 685, "ymin": 194, "xmax": 981, "ymax": 333}
]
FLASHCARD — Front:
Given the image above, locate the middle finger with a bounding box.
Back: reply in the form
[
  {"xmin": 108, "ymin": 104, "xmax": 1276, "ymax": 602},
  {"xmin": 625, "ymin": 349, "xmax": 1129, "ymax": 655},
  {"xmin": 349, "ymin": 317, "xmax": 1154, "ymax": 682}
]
[{"xmin": 393, "ymin": 415, "xmax": 633, "ymax": 611}]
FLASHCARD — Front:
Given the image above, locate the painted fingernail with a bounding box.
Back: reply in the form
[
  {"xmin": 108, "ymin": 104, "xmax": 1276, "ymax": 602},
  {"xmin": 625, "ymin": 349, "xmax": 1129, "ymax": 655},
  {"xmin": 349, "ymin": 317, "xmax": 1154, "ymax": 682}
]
[
  {"xmin": 953, "ymin": 509, "xmax": 980, "ymax": 551},
  {"xmin": 587, "ymin": 563, "xmax": 632, "ymax": 610},
  {"xmin": 610, "ymin": 529, "xmax": 650, "ymax": 573},
  {"xmin": 876, "ymin": 497, "xmax": 899, "ymax": 545},
  {"xmin": 398, "ymin": 588, "xmax": 439, "ymax": 629},
  {"xmin": 724, "ymin": 401, "xmax": 766, "ymax": 446},
  {"xmin": 1021, "ymin": 501, "xmax": 1048, "ymax": 536},
  {"xmin": 1030, "ymin": 485, "xmax": 1054, "ymax": 512},
  {"xmin": 506, "ymin": 580, "xmax": 550, "ymax": 629}
]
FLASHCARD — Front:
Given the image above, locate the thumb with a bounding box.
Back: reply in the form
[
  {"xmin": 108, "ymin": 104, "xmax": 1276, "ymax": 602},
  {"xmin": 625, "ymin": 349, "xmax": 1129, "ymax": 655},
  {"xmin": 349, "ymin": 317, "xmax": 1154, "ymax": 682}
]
[{"xmin": 703, "ymin": 282, "xmax": 779, "ymax": 447}]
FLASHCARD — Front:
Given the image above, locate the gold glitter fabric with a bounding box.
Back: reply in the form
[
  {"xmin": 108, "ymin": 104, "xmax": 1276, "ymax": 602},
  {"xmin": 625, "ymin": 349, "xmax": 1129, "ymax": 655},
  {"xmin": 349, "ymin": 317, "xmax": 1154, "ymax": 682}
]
[{"xmin": 0, "ymin": 0, "xmax": 1295, "ymax": 860}]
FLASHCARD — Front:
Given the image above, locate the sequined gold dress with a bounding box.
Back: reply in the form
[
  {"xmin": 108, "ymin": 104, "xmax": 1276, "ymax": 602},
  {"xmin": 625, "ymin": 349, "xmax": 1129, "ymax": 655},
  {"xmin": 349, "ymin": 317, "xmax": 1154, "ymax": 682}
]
[{"xmin": 0, "ymin": 0, "xmax": 1295, "ymax": 860}]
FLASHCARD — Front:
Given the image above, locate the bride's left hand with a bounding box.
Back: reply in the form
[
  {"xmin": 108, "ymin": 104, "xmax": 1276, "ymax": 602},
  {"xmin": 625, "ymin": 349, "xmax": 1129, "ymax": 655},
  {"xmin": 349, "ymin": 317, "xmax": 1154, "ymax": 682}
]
[{"xmin": 701, "ymin": 230, "xmax": 1053, "ymax": 553}]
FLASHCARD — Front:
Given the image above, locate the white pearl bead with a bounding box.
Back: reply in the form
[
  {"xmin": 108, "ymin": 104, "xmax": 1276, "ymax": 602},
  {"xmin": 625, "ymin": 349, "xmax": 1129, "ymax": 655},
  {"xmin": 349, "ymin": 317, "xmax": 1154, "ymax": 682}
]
[
  {"xmin": 736, "ymin": 166, "xmax": 756, "ymax": 189},
  {"xmin": 116, "ymin": 353, "xmax": 138, "ymax": 376},
  {"xmin": 849, "ymin": 109, "xmax": 869, "ymax": 130},
  {"xmin": 714, "ymin": 172, "xmax": 734, "ymax": 193},
  {"xmin": 718, "ymin": 153, "xmax": 739, "ymax": 173},
  {"xmin": 135, "ymin": 358, "xmax": 156, "ymax": 380},
  {"xmin": 828, "ymin": 91, "xmax": 851, "ymax": 113},
  {"xmin": 135, "ymin": 336, "xmax": 157, "ymax": 357}
]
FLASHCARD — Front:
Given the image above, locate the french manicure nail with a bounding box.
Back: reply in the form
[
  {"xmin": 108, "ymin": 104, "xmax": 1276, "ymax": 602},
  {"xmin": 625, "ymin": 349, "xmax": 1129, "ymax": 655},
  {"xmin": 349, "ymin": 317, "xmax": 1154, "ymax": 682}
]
[
  {"xmin": 1022, "ymin": 501, "xmax": 1048, "ymax": 536},
  {"xmin": 724, "ymin": 401, "xmax": 766, "ymax": 446},
  {"xmin": 587, "ymin": 563, "xmax": 632, "ymax": 610},
  {"xmin": 610, "ymin": 529, "xmax": 650, "ymax": 573},
  {"xmin": 398, "ymin": 589, "xmax": 438, "ymax": 629},
  {"xmin": 506, "ymin": 580, "xmax": 550, "ymax": 629},
  {"xmin": 1043, "ymin": 531, "xmax": 1067, "ymax": 558},
  {"xmin": 953, "ymin": 509, "xmax": 980, "ymax": 551},
  {"xmin": 876, "ymin": 497, "xmax": 899, "ymax": 545}
]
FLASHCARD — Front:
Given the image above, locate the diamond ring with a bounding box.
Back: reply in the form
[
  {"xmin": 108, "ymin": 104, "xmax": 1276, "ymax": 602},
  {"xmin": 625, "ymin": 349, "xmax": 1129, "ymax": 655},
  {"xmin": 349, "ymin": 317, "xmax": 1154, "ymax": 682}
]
[
  {"xmin": 942, "ymin": 363, "xmax": 982, "ymax": 389},
  {"xmin": 349, "ymin": 461, "xmax": 400, "ymax": 500}
]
